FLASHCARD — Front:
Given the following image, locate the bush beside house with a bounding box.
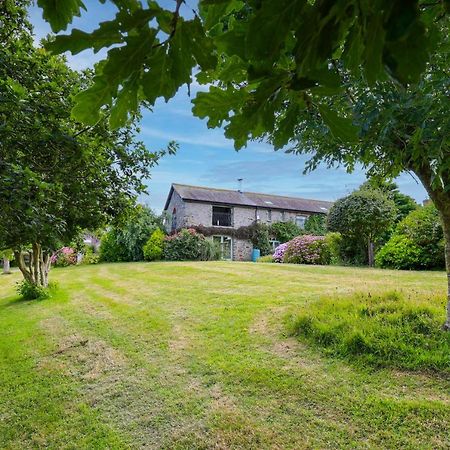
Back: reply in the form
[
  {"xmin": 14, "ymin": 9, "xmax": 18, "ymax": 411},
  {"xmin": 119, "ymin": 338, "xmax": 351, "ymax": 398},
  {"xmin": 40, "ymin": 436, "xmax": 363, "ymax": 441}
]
[
  {"xmin": 163, "ymin": 228, "xmax": 220, "ymax": 261},
  {"xmin": 143, "ymin": 229, "xmax": 165, "ymax": 261}
]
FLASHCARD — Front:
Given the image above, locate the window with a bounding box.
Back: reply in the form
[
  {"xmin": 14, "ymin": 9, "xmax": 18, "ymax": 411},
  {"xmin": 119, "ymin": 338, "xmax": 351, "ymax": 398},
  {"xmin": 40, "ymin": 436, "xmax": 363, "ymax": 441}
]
[
  {"xmin": 281, "ymin": 211, "xmax": 286, "ymax": 221},
  {"xmin": 212, "ymin": 206, "xmax": 232, "ymax": 227},
  {"xmin": 268, "ymin": 209, "xmax": 272, "ymax": 222},
  {"xmin": 213, "ymin": 235, "xmax": 232, "ymax": 260},
  {"xmin": 295, "ymin": 215, "xmax": 307, "ymax": 229},
  {"xmin": 270, "ymin": 239, "xmax": 281, "ymax": 251}
]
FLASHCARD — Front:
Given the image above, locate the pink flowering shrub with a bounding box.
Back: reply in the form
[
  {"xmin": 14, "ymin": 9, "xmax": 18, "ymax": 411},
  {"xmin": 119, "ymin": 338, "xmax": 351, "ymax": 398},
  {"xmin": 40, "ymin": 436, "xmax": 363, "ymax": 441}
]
[
  {"xmin": 164, "ymin": 228, "xmax": 216, "ymax": 261},
  {"xmin": 51, "ymin": 247, "xmax": 77, "ymax": 267},
  {"xmin": 273, "ymin": 243, "xmax": 289, "ymax": 263},
  {"xmin": 283, "ymin": 235, "xmax": 331, "ymax": 265}
]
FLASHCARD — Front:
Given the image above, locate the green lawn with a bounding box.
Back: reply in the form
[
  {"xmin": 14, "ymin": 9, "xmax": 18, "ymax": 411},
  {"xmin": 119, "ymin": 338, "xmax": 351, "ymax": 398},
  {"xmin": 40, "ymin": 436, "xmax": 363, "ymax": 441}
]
[{"xmin": 0, "ymin": 262, "xmax": 449, "ymax": 449}]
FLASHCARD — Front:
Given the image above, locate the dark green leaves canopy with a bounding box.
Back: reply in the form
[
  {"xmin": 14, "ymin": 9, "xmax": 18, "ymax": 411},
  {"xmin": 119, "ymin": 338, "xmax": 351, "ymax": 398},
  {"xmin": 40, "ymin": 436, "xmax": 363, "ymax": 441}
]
[{"xmin": 38, "ymin": 0, "xmax": 448, "ymax": 144}]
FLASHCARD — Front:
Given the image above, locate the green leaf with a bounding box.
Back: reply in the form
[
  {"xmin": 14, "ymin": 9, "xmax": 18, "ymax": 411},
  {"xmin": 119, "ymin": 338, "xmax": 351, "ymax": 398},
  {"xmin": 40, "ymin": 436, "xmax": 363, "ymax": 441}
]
[
  {"xmin": 246, "ymin": 0, "xmax": 303, "ymax": 61},
  {"xmin": 37, "ymin": 0, "xmax": 86, "ymax": 32},
  {"xmin": 72, "ymin": 28, "xmax": 157, "ymax": 125},
  {"xmin": 364, "ymin": 14, "xmax": 386, "ymax": 85},
  {"xmin": 142, "ymin": 47, "xmax": 177, "ymax": 104},
  {"xmin": 71, "ymin": 78, "xmax": 111, "ymax": 125},
  {"xmin": 109, "ymin": 74, "xmax": 140, "ymax": 129},
  {"xmin": 192, "ymin": 86, "xmax": 248, "ymax": 128},
  {"xmin": 184, "ymin": 17, "xmax": 217, "ymax": 71},
  {"xmin": 273, "ymin": 99, "xmax": 305, "ymax": 149},
  {"xmin": 318, "ymin": 104, "xmax": 358, "ymax": 143},
  {"xmin": 47, "ymin": 25, "xmax": 123, "ymax": 55},
  {"xmin": 168, "ymin": 20, "xmax": 196, "ymax": 87}
]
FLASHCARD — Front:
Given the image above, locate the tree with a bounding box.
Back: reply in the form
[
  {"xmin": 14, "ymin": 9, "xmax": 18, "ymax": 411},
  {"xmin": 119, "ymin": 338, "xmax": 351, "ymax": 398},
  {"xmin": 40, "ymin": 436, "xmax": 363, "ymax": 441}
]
[
  {"xmin": 0, "ymin": 4, "xmax": 175, "ymax": 288},
  {"xmin": 270, "ymin": 221, "xmax": 302, "ymax": 243},
  {"xmin": 361, "ymin": 180, "xmax": 418, "ymax": 223},
  {"xmin": 304, "ymin": 214, "xmax": 327, "ymax": 236},
  {"xmin": 328, "ymin": 189, "xmax": 396, "ymax": 267},
  {"xmin": 100, "ymin": 206, "xmax": 163, "ymax": 262},
  {"xmin": 0, "ymin": 249, "xmax": 13, "ymax": 275},
  {"xmin": 37, "ymin": 1, "xmax": 447, "ymax": 130}
]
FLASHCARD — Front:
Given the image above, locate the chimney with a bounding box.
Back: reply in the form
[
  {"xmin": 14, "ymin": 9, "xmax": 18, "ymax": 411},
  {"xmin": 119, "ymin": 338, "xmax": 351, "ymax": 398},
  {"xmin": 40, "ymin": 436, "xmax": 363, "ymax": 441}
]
[{"xmin": 237, "ymin": 178, "xmax": 243, "ymax": 193}]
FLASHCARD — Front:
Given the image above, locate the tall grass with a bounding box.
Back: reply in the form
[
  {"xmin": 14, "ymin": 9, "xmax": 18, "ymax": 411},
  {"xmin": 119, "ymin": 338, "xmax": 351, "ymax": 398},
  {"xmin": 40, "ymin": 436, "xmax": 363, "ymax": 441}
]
[{"xmin": 288, "ymin": 291, "xmax": 450, "ymax": 372}]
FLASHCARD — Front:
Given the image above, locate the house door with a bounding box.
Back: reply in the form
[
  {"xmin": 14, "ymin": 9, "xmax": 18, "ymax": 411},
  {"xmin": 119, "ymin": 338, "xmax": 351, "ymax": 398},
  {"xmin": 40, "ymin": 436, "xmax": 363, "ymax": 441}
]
[{"xmin": 213, "ymin": 235, "xmax": 232, "ymax": 260}]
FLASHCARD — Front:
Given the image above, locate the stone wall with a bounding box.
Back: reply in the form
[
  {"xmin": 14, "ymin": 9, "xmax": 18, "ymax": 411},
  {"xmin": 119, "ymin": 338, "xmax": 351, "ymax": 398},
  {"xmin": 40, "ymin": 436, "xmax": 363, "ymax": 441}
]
[
  {"xmin": 164, "ymin": 190, "xmax": 186, "ymax": 232},
  {"xmin": 233, "ymin": 238, "xmax": 253, "ymax": 261}
]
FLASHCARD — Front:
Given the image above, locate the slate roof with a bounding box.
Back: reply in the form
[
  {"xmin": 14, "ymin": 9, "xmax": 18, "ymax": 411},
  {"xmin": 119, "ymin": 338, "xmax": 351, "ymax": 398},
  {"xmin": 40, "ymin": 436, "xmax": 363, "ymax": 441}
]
[{"xmin": 164, "ymin": 184, "xmax": 333, "ymax": 214}]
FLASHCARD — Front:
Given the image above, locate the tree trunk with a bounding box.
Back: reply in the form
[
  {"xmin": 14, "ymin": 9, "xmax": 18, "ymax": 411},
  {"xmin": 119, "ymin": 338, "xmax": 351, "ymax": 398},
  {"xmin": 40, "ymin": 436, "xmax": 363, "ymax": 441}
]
[
  {"xmin": 414, "ymin": 165, "xmax": 450, "ymax": 330},
  {"xmin": 442, "ymin": 220, "xmax": 450, "ymax": 330},
  {"xmin": 2, "ymin": 257, "xmax": 10, "ymax": 274},
  {"xmin": 14, "ymin": 243, "xmax": 51, "ymax": 288},
  {"xmin": 368, "ymin": 240, "xmax": 375, "ymax": 267}
]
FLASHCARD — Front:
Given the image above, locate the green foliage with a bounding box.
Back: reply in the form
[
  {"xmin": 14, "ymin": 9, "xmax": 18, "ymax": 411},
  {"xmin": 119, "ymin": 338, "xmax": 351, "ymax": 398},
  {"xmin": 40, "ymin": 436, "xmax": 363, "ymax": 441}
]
[
  {"xmin": 37, "ymin": 0, "xmax": 446, "ymax": 133},
  {"xmin": 375, "ymin": 235, "xmax": 423, "ymax": 270},
  {"xmin": 324, "ymin": 232, "xmax": 343, "ymax": 265},
  {"xmin": 257, "ymin": 255, "xmax": 275, "ymax": 263},
  {"xmin": 248, "ymin": 222, "xmax": 271, "ymax": 256},
  {"xmin": 99, "ymin": 206, "xmax": 163, "ymax": 262},
  {"xmin": 16, "ymin": 280, "xmax": 51, "ymax": 300},
  {"xmin": 328, "ymin": 189, "xmax": 396, "ymax": 242},
  {"xmin": 143, "ymin": 228, "xmax": 165, "ymax": 261},
  {"xmin": 304, "ymin": 214, "xmax": 327, "ymax": 236},
  {"xmin": 80, "ymin": 247, "xmax": 100, "ymax": 265},
  {"xmin": 361, "ymin": 180, "xmax": 418, "ymax": 223},
  {"xmin": 0, "ymin": 249, "xmax": 13, "ymax": 260},
  {"xmin": 163, "ymin": 229, "xmax": 216, "ymax": 261},
  {"xmin": 328, "ymin": 188, "xmax": 397, "ymax": 265},
  {"xmin": 0, "ymin": 3, "xmax": 174, "ymax": 287},
  {"xmin": 99, "ymin": 229, "xmax": 124, "ymax": 263},
  {"xmin": 270, "ymin": 221, "xmax": 302, "ymax": 243},
  {"xmin": 199, "ymin": 238, "xmax": 221, "ymax": 261},
  {"xmin": 289, "ymin": 291, "xmax": 450, "ymax": 372},
  {"xmin": 376, "ymin": 205, "xmax": 445, "ymax": 270}
]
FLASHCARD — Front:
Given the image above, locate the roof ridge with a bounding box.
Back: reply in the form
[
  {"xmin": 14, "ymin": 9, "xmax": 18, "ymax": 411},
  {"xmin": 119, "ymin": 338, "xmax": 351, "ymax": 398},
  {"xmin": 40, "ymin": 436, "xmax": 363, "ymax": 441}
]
[{"xmin": 172, "ymin": 183, "xmax": 332, "ymax": 204}]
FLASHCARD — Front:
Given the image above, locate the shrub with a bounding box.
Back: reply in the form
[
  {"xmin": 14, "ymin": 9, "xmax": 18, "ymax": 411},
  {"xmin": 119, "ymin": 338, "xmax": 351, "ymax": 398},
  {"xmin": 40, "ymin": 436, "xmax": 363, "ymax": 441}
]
[
  {"xmin": 16, "ymin": 280, "xmax": 50, "ymax": 300},
  {"xmin": 80, "ymin": 246, "xmax": 100, "ymax": 265},
  {"xmin": 51, "ymin": 247, "xmax": 77, "ymax": 267},
  {"xmin": 257, "ymin": 254, "xmax": 274, "ymax": 263},
  {"xmin": 200, "ymin": 238, "xmax": 221, "ymax": 261},
  {"xmin": 100, "ymin": 206, "xmax": 163, "ymax": 262},
  {"xmin": 376, "ymin": 204, "xmax": 445, "ymax": 270},
  {"xmin": 304, "ymin": 214, "xmax": 327, "ymax": 235},
  {"xmin": 283, "ymin": 235, "xmax": 330, "ymax": 265},
  {"xmin": 324, "ymin": 232, "xmax": 342, "ymax": 265},
  {"xmin": 99, "ymin": 229, "xmax": 125, "ymax": 262},
  {"xmin": 288, "ymin": 291, "xmax": 450, "ymax": 372},
  {"xmin": 273, "ymin": 242, "xmax": 289, "ymax": 263},
  {"xmin": 143, "ymin": 228, "xmax": 165, "ymax": 261},
  {"xmin": 164, "ymin": 228, "xmax": 213, "ymax": 261},
  {"xmin": 248, "ymin": 222, "xmax": 271, "ymax": 256},
  {"xmin": 375, "ymin": 235, "xmax": 422, "ymax": 269},
  {"xmin": 270, "ymin": 221, "xmax": 302, "ymax": 243}
]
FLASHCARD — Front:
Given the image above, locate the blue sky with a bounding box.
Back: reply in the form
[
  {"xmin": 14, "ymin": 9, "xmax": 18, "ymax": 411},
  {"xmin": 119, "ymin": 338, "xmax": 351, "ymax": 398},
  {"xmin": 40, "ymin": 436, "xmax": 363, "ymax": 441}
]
[{"xmin": 28, "ymin": 2, "xmax": 427, "ymax": 213}]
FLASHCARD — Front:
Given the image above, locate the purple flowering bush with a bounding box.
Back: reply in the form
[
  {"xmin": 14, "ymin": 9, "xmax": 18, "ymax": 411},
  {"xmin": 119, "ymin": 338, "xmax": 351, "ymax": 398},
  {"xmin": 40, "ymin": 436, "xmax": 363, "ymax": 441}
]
[
  {"xmin": 51, "ymin": 247, "xmax": 77, "ymax": 267},
  {"xmin": 273, "ymin": 243, "xmax": 289, "ymax": 263},
  {"xmin": 283, "ymin": 235, "xmax": 331, "ymax": 265}
]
